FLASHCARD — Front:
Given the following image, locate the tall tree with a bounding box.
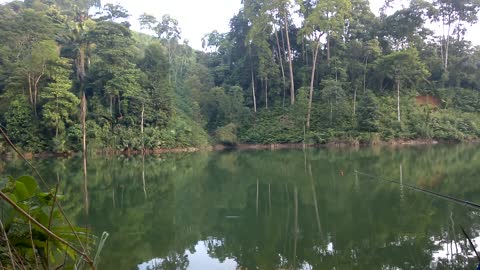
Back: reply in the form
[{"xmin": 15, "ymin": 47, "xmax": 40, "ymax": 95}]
[
  {"xmin": 298, "ymin": 0, "xmax": 351, "ymax": 128},
  {"xmin": 18, "ymin": 40, "xmax": 59, "ymax": 115},
  {"xmin": 41, "ymin": 59, "xmax": 80, "ymax": 146},
  {"xmin": 375, "ymin": 48, "xmax": 430, "ymax": 122},
  {"xmin": 432, "ymin": 0, "xmax": 480, "ymax": 71}
]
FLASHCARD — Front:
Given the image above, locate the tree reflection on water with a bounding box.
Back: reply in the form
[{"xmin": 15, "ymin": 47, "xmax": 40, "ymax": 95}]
[{"xmin": 3, "ymin": 144, "xmax": 480, "ymax": 269}]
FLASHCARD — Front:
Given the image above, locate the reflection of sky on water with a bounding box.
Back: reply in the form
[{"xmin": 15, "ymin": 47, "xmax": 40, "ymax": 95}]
[
  {"xmin": 137, "ymin": 235, "xmax": 480, "ymax": 270},
  {"xmin": 137, "ymin": 241, "xmax": 237, "ymax": 270},
  {"xmin": 431, "ymin": 235, "xmax": 480, "ymax": 269}
]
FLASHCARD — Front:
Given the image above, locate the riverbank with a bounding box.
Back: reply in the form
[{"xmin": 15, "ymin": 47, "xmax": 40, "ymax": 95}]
[{"xmin": 2, "ymin": 137, "xmax": 474, "ymax": 159}]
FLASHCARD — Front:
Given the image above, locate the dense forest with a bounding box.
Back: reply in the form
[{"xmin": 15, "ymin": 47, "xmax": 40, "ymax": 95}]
[{"xmin": 0, "ymin": 0, "xmax": 480, "ymax": 153}]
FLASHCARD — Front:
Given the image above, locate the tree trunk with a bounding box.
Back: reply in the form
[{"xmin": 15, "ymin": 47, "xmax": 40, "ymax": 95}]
[
  {"xmin": 265, "ymin": 76, "xmax": 268, "ymax": 109},
  {"xmin": 141, "ymin": 102, "xmax": 144, "ymax": 152},
  {"xmin": 81, "ymin": 93, "xmax": 87, "ymax": 156},
  {"xmin": 284, "ymin": 16, "xmax": 295, "ymax": 105},
  {"xmin": 110, "ymin": 96, "xmax": 113, "ymax": 116},
  {"xmin": 353, "ymin": 86, "xmax": 357, "ymax": 115},
  {"xmin": 251, "ymin": 69, "xmax": 257, "ymax": 113},
  {"xmin": 275, "ymin": 29, "xmax": 287, "ymax": 108},
  {"xmin": 363, "ymin": 56, "xmax": 368, "ymax": 94},
  {"xmin": 33, "ymin": 72, "xmax": 43, "ymax": 117},
  {"xmin": 330, "ymin": 101, "xmax": 333, "ymax": 124},
  {"xmin": 327, "ymin": 34, "xmax": 331, "ymax": 67},
  {"xmin": 444, "ymin": 31, "xmax": 450, "ymax": 70},
  {"xmin": 27, "ymin": 74, "xmax": 34, "ymax": 110},
  {"xmin": 397, "ymin": 80, "xmax": 401, "ymax": 122},
  {"xmin": 76, "ymin": 47, "xmax": 86, "ymax": 82},
  {"xmin": 306, "ymin": 41, "xmax": 321, "ymax": 129}
]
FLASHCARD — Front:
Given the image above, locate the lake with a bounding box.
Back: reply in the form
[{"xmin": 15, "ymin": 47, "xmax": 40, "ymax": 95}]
[{"xmin": 2, "ymin": 144, "xmax": 480, "ymax": 269}]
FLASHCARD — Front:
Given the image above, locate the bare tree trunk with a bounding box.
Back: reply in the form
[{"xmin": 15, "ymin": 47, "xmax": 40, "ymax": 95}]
[
  {"xmin": 284, "ymin": 16, "xmax": 295, "ymax": 105},
  {"xmin": 33, "ymin": 72, "xmax": 43, "ymax": 117},
  {"xmin": 28, "ymin": 74, "xmax": 33, "ymax": 106},
  {"xmin": 81, "ymin": 92, "xmax": 87, "ymax": 156},
  {"xmin": 363, "ymin": 56, "xmax": 368, "ymax": 94},
  {"xmin": 327, "ymin": 34, "xmax": 331, "ymax": 67},
  {"xmin": 110, "ymin": 96, "xmax": 113, "ymax": 116},
  {"xmin": 445, "ymin": 28, "xmax": 450, "ymax": 70},
  {"xmin": 141, "ymin": 102, "xmax": 144, "ymax": 152},
  {"xmin": 397, "ymin": 80, "xmax": 401, "ymax": 122},
  {"xmin": 118, "ymin": 96, "xmax": 122, "ymax": 117},
  {"xmin": 265, "ymin": 76, "xmax": 268, "ymax": 109},
  {"xmin": 76, "ymin": 47, "xmax": 86, "ymax": 82},
  {"xmin": 353, "ymin": 86, "xmax": 357, "ymax": 116},
  {"xmin": 306, "ymin": 41, "xmax": 321, "ymax": 129},
  {"xmin": 275, "ymin": 29, "xmax": 287, "ymax": 108},
  {"xmin": 251, "ymin": 69, "xmax": 257, "ymax": 113}
]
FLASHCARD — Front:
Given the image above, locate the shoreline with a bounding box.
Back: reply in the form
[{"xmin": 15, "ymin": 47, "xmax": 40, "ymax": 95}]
[{"xmin": 2, "ymin": 138, "xmax": 475, "ymax": 159}]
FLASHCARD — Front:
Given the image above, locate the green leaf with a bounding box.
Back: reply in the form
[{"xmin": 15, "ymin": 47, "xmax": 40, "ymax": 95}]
[
  {"xmin": 16, "ymin": 175, "xmax": 38, "ymax": 196},
  {"xmin": 13, "ymin": 181, "xmax": 30, "ymax": 201}
]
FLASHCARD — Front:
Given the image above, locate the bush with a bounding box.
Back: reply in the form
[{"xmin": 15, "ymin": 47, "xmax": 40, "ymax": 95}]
[{"xmin": 215, "ymin": 123, "xmax": 238, "ymax": 145}]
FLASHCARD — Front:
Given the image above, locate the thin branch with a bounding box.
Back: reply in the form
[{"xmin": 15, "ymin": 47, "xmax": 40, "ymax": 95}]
[
  {"xmin": 46, "ymin": 177, "xmax": 60, "ymax": 269},
  {"xmin": 0, "ymin": 216, "xmax": 16, "ymax": 270},
  {"xmin": 28, "ymin": 221, "xmax": 41, "ymax": 270}
]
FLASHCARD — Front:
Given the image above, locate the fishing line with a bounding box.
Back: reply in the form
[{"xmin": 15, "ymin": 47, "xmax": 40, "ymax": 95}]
[{"xmin": 354, "ymin": 170, "xmax": 480, "ymax": 209}]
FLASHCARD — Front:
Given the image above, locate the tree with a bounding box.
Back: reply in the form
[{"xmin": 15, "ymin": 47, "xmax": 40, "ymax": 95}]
[
  {"xmin": 18, "ymin": 39, "xmax": 59, "ymax": 115},
  {"xmin": 375, "ymin": 48, "xmax": 430, "ymax": 122},
  {"xmin": 298, "ymin": 0, "xmax": 351, "ymax": 128},
  {"xmin": 41, "ymin": 59, "xmax": 80, "ymax": 149},
  {"xmin": 139, "ymin": 13, "xmax": 181, "ymax": 83},
  {"xmin": 244, "ymin": 0, "xmax": 297, "ymax": 105},
  {"xmin": 96, "ymin": 3, "xmax": 129, "ymax": 23},
  {"xmin": 432, "ymin": 0, "xmax": 480, "ymax": 71},
  {"xmin": 357, "ymin": 91, "xmax": 380, "ymax": 132}
]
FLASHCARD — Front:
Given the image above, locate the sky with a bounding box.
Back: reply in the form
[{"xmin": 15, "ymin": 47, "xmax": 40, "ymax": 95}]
[
  {"xmin": 102, "ymin": 0, "xmax": 480, "ymax": 50},
  {"xmin": 102, "ymin": 0, "xmax": 243, "ymax": 49},
  {"xmin": 1, "ymin": 0, "xmax": 479, "ymax": 49}
]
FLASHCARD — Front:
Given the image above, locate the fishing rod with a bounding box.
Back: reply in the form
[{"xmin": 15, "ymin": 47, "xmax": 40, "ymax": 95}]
[
  {"xmin": 354, "ymin": 170, "xmax": 480, "ymax": 210},
  {"xmin": 461, "ymin": 226, "xmax": 480, "ymax": 270},
  {"xmin": 356, "ymin": 170, "xmax": 480, "ymax": 268}
]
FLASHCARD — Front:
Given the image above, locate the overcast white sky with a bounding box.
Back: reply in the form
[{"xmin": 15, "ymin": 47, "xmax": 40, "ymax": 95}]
[
  {"xmin": 1, "ymin": 0, "xmax": 479, "ymax": 49},
  {"xmin": 107, "ymin": 0, "xmax": 480, "ymax": 49}
]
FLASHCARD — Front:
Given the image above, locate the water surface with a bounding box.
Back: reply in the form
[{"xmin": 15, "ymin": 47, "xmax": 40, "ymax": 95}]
[{"xmin": 2, "ymin": 145, "xmax": 480, "ymax": 269}]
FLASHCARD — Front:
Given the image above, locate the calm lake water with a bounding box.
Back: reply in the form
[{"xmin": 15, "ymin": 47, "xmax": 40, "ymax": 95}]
[{"xmin": 2, "ymin": 145, "xmax": 480, "ymax": 269}]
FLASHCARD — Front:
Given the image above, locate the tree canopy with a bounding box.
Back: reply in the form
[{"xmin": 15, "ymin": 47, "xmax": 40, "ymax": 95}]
[{"xmin": 0, "ymin": 0, "xmax": 480, "ymax": 153}]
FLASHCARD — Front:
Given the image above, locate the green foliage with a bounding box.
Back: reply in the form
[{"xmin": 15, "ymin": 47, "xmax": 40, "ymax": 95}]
[
  {"xmin": 215, "ymin": 123, "xmax": 238, "ymax": 145},
  {"xmin": 4, "ymin": 97, "xmax": 45, "ymax": 152},
  {"xmin": 41, "ymin": 59, "xmax": 80, "ymax": 151},
  {"xmin": 357, "ymin": 91, "xmax": 380, "ymax": 132},
  {"xmin": 0, "ymin": 175, "xmax": 95, "ymax": 268},
  {"xmin": 240, "ymin": 107, "xmax": 305, "ymax": 144},
  {"xmin": 1, "ymin": 0, "xmax": 480, "ymax": 151}
]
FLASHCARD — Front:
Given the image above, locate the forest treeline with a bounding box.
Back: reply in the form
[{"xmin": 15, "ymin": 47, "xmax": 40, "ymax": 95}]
[{"xmin": 0, "ymin": 0, "xmax": 480, "ymax": 153}]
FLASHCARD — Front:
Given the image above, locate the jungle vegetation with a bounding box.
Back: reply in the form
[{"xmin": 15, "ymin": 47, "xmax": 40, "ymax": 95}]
[{"xmin": 0, "ymin": 0, "xmax": 480, "ymax": 153}]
